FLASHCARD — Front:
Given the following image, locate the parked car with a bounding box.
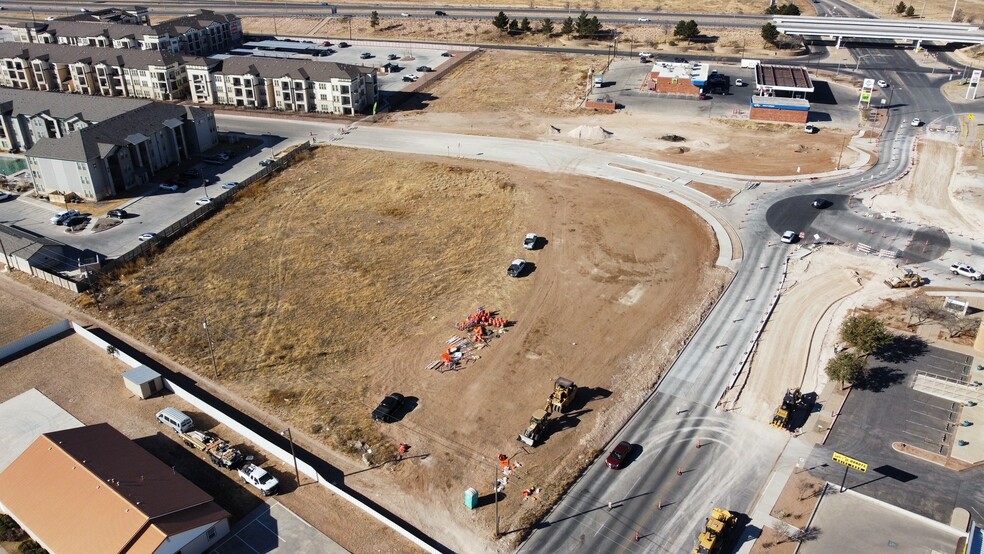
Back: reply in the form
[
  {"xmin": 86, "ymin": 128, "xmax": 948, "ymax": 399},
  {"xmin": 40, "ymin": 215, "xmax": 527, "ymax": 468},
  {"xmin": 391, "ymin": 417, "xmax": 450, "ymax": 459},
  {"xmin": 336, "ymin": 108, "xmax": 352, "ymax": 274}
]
[
  {"xmin": 203, "ymin": 157, "xmax": 225, "ymax": 166},
  {"xmin": 179, "ymin": 168, "xmax": 200, "ymax": 178},
  {"xmin": 259, "ymin": 158, "xmax": 275, "ymax": 166},
  {"xmin": 735, "ymin": 78, "xmax": 744, "ymax": 86},
  {"xmin": 0, "ymin": 192, "xmax": 10, "ymax": 201},
  {"xmin": 50, "ymin": 210, "xmax": 80, "ymax": 225},
  {"xmin": 195, "ymin": 197, "xmax": 212, "ymax": 206},
  {"xmin": 417, "ymin": 65, "xmax": 432, "ymax": 72},
  {"xmin": 339, "ymin": 41, "xmax": 349, "ymax": 48},
  {"xmin": 606, "ymin": 441, "xmax": 632, "ymax": 469},
  {"xmin": 158, "ymin": 183, "xmax": 179, "ymax": 191},
  {"xmin": 523, "ymin": 233, "xmax": 539, "ymax": 250},
  {"xmin": 435, "ymin": 10, "xmax": 447, "ymax": 16},
  {"xmin": 322, "ymin": 40, "xmax": 333, "ymax": 46},
  {"xmin": 441, "ymin": 51, "xmax": 452, "ymax": 57},
  {"xmin": 876, "ymin": 79, "xmax": 888, "ymax": 88},
  {"xmin": 63, "ymin": 215, "xmax": 89, "ymax": 227},
  {"xmin": 811, "ymin": 198, "xmax": 830, "ymax": 209},
  {"xmin": 507, "ymin": 259, "xmax": 528, "ymax": 277},
  {"xmin": 372, "ymin": 393, "xmax": 405, "ymax": 422},
  {"xmin": 388, "ymin": 53, "xmax": 399, "ymax": 60},
  {"xmin": 107, "ymin": 209, "xmax": 128, "ymax": 219},
  {"xmin": 221, "ymin": 182, "xmax": 239, "ymax": 190},
  {"xmin": 402, "ymin": 75, "xmax": 416, "ymax": 82},
  {"xmin": 804, "ymin": 123, "xmax": 817, "ymax": 134},
  {"xmin": 950, "ymin": 263, "xmax": 983, "ymax": 281},
  {"xmin": 360, "ymin": 52, "xmax": 372, "ymax": 59},
  {"xmin": 138, "ymin": 232, "xmax": 156, "ymax": 241},
  {"xmin": 780, "ymin": 230, "xmax": 798, "ymax": 244}
]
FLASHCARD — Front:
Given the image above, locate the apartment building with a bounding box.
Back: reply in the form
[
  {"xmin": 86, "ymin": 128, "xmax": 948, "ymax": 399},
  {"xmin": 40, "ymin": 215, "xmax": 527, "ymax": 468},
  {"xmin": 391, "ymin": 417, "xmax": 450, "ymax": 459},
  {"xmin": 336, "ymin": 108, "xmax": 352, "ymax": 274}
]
[
  {"xmin": 186, "ymin": 56, "xmax": 377, "ymax": 115},
  {"xmin": 0, "ymin": 88, "xmax": 149, "ymax": 152},
  {"xmin": 13, "ymin": 9, "xmax": 241, "ymax": 56},
  {"xmin": 15, "ymin": 91, "xmax": 217, "ymax": 200},
  {"xmin": 0, "ymin": 42, "xmax": 202, "ymax": 101}
]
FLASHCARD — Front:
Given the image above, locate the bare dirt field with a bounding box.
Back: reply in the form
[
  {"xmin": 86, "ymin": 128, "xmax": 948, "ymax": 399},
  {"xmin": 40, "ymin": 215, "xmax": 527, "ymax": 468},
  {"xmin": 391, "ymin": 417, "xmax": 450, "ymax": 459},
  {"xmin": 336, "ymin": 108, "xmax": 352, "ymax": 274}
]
[
  {"xmin": 78, "ymin": 146, "xmax": 726, "ymax": 550},
  {"xmin": 0, "ymin": 283, "xmax": 60, "ymax": 344},
  {"xmin": 381, "ymin": 51, "xmax": 860, "ymax": 175}
]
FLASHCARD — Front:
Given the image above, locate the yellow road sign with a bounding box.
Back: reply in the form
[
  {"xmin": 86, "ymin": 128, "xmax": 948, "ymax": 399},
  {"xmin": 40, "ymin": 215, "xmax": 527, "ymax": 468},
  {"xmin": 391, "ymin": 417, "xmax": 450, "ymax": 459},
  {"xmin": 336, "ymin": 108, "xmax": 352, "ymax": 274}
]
[
  {"xmin": 832, "ymin": 451, "xmax": 868, "ymax": 472},
  {"xmin": 969, "ymin": 114, "xmax": 975, "ymax": 120}
]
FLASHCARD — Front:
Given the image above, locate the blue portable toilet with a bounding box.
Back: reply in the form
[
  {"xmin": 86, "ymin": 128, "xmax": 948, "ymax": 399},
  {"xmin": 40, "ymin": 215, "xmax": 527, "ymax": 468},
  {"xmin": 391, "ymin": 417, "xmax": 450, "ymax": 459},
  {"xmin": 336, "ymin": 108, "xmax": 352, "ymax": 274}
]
[{"xmin": 465, "ymin": 487, "xmax": 479, "ymax": 509}]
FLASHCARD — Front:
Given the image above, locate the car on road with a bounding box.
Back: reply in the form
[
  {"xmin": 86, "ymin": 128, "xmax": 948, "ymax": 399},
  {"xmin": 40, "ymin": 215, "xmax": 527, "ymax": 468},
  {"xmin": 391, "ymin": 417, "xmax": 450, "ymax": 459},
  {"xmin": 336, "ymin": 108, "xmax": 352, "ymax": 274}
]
[
  {"xmin": 107, "ymin": 209, "xmax": 128, "ymax": 219},
  {"xmin": 195, "ymin": 197, "xmax": 212, "ymax": 206},
  {"xmin": 673, "ymin": 56, "xmax": 688, "ymax": 63},
  {"xmin": 435, "ymin": 10, "xmax": 447, "ymax": 16},
  {"xmin": 606, "ymin": 441, "xmax": 632, "ymax": 469},
  {"xmin": 910, "ymin": 118, "xmax": 922, "ymax": 127},
  {"xmin": 158, "ymin": 183, "xmax": 179, "ymax": 191},
  {"xmin": 372, "ymin": 393, "xmax": 405, "ymax": 422},
  {"xmin": 138, "ymin": 232, "xmax": 156, "ymax": 241},
  {"xmin": 950, "ymin": 263, "xmax": 983, "ymax": 281},
  {"xmin": 360, "ymin": 52, "xmax": 372, "ymax": 59},
  {"xmin": 780, "ymin": 230, "xmax": 798, "ymax": 244},
  {"xmin": 0, "ymin": 192, "xmax": 10, "ymax": 201},
  {"xmin": 63, "ymin": 215, "xmax": 89, "ymax": 227},
  {"xmin": 876, "ymin": 79, "xmax": 888, "ymax": 88},
  {"xmin": 400, "ymin": 12, "xmax": 411, "ymax": 17},
  {"xmin": 179, "ymin": 168, "xmax": 200, "ymax": 178},
  {"xmin": 735, "ymin": 78, "xmax": 743, "ymax": 86},
  {"xmin": 417, "ymin": 65, "xmax": 431, "ymax": 72},
  {"xmin": 221, "ymin": 182, "xmax": 239, "ymax": 190},
  {"xmin": 387, "ymin": 53, "xmax": 399, "ymax": 60},
  {"xmin": 637, "ymin": 17, "xmax": 651, "ymax": 22},
  {"xmin": 523, "ymin": 233, "xmax": 539, "ymax": 250},
  {"xmin": 811, "ymin": 198, "xmax": 831, "ymax": 209},
  {"xmin": 50, "ymin": 209, "xmax": 81, "ymax": 225},
  {"xmin": 507, "ymin": 259, "xmax": 528, "ymax": 277}
]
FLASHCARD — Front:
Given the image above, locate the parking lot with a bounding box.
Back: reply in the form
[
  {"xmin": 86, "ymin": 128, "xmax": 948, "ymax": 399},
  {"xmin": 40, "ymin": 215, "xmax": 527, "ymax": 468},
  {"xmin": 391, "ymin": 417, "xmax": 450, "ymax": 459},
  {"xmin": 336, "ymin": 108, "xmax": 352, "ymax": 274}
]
[
  {"xmin": 806, "ymin": 344, "xmax": 984, "ymax": 522},
  {"xmin": 592, "ymin": 57, "xmax": 861, "ymax": 128},
  {"xmin": 0, "ymin": 133, "xmax": 293, "ymax": 260}
]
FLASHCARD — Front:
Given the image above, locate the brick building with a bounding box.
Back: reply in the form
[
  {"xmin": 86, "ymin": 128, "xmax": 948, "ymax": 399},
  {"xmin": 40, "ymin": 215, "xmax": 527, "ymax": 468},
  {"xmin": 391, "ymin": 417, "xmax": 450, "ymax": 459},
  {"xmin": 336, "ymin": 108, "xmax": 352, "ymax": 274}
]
[
  {"xmin": 648, "ymin": 61, "xmax": 711, "ymax": 96},
  {"xmin": 750, "ymin": 64, "xmax": 814, "ymax": 124}
]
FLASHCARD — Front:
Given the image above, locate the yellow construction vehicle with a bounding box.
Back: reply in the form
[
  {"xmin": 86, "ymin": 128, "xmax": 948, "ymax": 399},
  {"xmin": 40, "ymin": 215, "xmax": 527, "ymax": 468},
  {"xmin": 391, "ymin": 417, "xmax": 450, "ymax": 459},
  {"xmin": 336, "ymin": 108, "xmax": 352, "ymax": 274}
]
[
  {"xmin": 884, "ymin": 268, "xmax": 925, "ymax": 288},
  {"xmin": 517, "ymin": 408, "xmax": 551, "ymax": 446},
  {"xmin": 771, "ymin": 388, "xmax": 811, "ymax": 430},
  {"xmin": 548, "ymin": 377, "xmax": 577, "ymax": 413},
  {"xmin": 693, "ymin": 507, "xmax": 738, "ymax": 554}
]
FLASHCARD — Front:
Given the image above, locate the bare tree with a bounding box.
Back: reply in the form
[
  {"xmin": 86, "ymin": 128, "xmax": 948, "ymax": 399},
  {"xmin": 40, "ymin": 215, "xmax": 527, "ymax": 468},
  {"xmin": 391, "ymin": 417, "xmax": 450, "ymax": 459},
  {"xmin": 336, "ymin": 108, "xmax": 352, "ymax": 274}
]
[
  {"xmin": 941, "ymin": 312, "xmax": 979, "ymax": 339},
  {"xmin": 793, "ymin": 526, "xmax": 822, "ymax": 542},
  {"xmin": 770, "ymin": 521, "xmax": 795, "ymax": 544}
]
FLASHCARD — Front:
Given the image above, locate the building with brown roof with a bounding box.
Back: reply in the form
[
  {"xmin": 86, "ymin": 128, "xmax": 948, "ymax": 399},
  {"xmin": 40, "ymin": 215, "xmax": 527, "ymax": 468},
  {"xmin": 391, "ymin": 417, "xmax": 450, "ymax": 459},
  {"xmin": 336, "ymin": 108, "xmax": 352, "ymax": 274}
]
[{"xmin": 0, "ymin": 423, "xmax": 230, "ymax": 554}]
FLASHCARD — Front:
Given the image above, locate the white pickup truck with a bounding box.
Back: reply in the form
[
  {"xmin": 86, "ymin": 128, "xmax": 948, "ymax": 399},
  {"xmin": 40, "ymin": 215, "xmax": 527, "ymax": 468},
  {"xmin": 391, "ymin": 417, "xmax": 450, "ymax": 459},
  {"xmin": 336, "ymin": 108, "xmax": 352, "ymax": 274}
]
[
  {"xmin": 238, "ymin": 463, "xmax": 279, "ymax": 496},
  {"xmin": 950, "ymin": 263, "xmax": 983, "ymax": 281}
]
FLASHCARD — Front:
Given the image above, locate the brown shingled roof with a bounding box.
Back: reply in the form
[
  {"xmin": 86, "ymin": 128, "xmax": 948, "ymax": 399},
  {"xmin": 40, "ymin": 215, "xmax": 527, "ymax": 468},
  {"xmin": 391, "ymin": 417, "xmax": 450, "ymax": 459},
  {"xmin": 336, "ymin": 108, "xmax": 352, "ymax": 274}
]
[{"xmin": 0, "ymin": 423, "xmax": 229, "ymax": 554}]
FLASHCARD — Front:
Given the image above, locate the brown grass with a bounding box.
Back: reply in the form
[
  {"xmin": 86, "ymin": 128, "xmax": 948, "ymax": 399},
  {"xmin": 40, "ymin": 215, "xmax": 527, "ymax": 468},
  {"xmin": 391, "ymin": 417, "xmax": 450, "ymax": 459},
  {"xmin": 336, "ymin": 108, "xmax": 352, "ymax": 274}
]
[
  {"xmin": 234, "ymin": 0, "xmax": 812, "ymax": 15},
  {"xmin": 93, "ymin": 147, "xmax": 519, "ymax": 457}
]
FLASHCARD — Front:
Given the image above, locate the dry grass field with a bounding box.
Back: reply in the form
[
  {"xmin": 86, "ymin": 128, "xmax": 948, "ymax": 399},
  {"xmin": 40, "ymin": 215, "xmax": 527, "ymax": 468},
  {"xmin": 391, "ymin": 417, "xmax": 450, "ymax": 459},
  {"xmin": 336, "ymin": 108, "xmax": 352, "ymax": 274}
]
[
  {"xmin": 237, "ymin": 0, "xmax": 806, "ymax": 15},
  {"xmin": 85, "ymin": 145, "xmax": 725, "ymax": 549},
  {"xmin": 0, "ymin": 284, "xmax": 60, "ymax": 344}
]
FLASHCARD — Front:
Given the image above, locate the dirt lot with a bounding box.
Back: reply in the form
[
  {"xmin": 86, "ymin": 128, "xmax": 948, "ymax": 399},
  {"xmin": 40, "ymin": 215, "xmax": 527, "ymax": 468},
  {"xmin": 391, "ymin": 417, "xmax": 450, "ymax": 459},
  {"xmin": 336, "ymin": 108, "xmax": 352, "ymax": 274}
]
[
  {"xmin": 0, "ymin": 283, "xmax": 60, "ymax": 344},
  {"xmin": 75, "ymin": 146, "xmax": 725, "ymax": 550}
]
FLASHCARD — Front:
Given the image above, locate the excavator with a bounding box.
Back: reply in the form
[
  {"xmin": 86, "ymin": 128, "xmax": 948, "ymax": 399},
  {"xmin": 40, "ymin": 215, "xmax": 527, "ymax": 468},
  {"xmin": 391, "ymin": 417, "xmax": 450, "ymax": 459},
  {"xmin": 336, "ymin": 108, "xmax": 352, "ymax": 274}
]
[
  {"xmin": 518, "ymin": 378, "xmax": 578, "ymax": 445},
  {"xmin": 771, "ymin": 388, "xmax": 811, "ymax": 431},
  {"xmin": 693, "ymin": 508, "xmax": 738, "ymax": 554}
]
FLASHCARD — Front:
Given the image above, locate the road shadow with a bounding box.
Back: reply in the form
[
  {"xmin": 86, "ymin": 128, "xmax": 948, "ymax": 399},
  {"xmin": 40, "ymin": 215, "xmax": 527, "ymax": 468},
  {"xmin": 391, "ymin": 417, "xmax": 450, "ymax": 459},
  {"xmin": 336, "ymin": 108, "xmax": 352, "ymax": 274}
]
[
  {"xmin": 874, "ymin": 335, "xmax": 928, "ymax": 364},
  {"xmin": 856, "ymin": 366, "xmax": 906, "ymax": 392},
  {"xmin": 900, "ymin": 226, "xmax": 950, "ymax": 264}
]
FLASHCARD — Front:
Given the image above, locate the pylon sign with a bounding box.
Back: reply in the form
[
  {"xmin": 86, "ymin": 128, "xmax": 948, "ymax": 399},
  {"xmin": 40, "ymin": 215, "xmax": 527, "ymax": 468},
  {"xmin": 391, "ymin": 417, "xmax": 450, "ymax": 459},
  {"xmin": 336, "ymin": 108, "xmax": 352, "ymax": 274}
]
[
  {"xmin": 968, "ymin": 70, "xmax": 981, "ymax": 100},
  {"xmin": 859, "ymin": 78, "xmax": 875, "ymax": 108},
  {"xmin": 832, "ymin": 451, "xmax": 868, "ymax": 472}
]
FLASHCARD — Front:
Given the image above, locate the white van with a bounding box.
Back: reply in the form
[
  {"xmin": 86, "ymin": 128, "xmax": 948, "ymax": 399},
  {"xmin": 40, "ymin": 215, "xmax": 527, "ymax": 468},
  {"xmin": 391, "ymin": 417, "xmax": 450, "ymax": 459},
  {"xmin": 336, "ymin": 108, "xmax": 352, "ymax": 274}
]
[
  {"xmin": 156, "ymin": 407, "xmax": 194, "ymax": 433},
  {"xmin": 593, "ymin": 75, "xmax": 604, "ymax": 88}
]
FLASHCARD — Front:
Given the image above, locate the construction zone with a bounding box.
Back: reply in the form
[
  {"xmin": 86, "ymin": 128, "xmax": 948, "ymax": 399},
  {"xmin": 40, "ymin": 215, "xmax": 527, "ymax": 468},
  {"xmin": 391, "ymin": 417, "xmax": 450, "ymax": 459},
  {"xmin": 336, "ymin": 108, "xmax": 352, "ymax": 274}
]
[
  {"xmin": 427, "ymin": 307, "xmax": 511, "ymax": 372},
  {"xmin": 518, "ymin": 377, "xmax": 578, "ymax": 446},
  {"xmin": 771, "ymin": 388, "xmax": 815, "ymax": 432},
  {"xmin": 693, "ymin": 508, "xmax": 740, "ymax": 554},
  {"xmin": 180, "ymin": 429, "xmax": 246, "ymax": 469},
  {"xmin": 884, "ymin": 267, "xmax": 926, "ymax": 288}
]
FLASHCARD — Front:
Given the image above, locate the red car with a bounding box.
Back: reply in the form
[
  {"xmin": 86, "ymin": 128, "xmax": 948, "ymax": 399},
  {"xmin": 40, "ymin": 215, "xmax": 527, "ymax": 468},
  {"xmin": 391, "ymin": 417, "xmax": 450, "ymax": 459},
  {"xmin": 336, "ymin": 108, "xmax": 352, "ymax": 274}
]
[{"xmin": 606, "ymin": 441, "xmax": 632, "ymax": 469}]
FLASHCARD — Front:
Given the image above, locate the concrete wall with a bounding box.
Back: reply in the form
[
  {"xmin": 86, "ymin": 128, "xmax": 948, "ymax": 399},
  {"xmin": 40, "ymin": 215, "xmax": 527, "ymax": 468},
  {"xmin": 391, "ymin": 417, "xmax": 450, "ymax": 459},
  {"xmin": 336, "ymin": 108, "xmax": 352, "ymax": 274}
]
[
  {"xmin": 0, "ymin": 319, "xmax": 72, "ymax": 363},
  {"xmin": 750, "ymin": 106, "xmax": 809, "ymax": 124}
]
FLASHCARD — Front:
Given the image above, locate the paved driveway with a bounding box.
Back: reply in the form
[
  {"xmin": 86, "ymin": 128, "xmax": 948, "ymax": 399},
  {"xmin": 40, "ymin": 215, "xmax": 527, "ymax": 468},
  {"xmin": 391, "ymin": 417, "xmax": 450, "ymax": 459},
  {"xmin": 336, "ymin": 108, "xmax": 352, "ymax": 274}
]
[{"xmin": 211, "ymin": 500, "xmax": 347, "ymax": 554}]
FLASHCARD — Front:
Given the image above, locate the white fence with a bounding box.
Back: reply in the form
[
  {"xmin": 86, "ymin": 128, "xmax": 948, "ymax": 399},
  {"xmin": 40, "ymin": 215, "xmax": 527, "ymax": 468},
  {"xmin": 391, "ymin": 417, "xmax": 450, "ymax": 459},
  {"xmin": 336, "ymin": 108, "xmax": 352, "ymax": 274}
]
[{"xmin": 0, "ymin": 320, "xmax": 73, "ymax": 363}]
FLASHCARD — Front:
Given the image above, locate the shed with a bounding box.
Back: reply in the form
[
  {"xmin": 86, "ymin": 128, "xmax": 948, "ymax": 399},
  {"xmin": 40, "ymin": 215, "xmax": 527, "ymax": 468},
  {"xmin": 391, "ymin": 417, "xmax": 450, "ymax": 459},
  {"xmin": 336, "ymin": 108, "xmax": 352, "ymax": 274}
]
[{"xmin": 122, "ymin": 365, "xmax": 164, "ymax": 399}]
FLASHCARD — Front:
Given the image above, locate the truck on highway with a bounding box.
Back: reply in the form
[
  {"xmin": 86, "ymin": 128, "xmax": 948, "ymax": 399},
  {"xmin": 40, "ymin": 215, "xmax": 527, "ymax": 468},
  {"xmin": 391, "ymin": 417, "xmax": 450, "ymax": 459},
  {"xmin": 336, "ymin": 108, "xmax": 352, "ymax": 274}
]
[
  {"xmin": 238, "ymin": 463, "xmax": 279, "ymax": 496},
  {"xmin": 180, "ymin": 430, "xmax": 245, "ymax": 469}
]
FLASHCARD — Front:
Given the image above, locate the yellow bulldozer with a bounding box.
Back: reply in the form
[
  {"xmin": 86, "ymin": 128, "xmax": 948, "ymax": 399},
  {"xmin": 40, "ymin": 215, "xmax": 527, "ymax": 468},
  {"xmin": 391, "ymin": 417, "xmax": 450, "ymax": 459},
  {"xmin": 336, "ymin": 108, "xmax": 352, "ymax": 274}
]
[
  {"xmin": 517, "ymin": 408, "xmax": 551, "ymax": 446},
  {"xmin": 884, "ymin": 268, "xmax": 925, "ymax": 288},
  {"xmin": 548, "ymin": 377, "xmax": 577, "ymax": 413},
  {"xmin": 693, "ymin": 507, "xmax": 738, "ymax": 554}
]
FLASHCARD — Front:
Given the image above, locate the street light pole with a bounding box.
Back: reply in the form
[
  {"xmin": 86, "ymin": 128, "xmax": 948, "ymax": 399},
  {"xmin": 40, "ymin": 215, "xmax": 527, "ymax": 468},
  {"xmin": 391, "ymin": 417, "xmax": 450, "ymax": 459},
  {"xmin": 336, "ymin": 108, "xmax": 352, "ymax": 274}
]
[
  {"xmin": 282, "ymin": 428, "xmax": 301, "ymax": 486},
  {"xmin": 950, "ymin": 0, "xmax": 960, "ymax": 20},
  {"xmin": 493, "ymin": 463, "xmax": 500, "ymax": 537}
]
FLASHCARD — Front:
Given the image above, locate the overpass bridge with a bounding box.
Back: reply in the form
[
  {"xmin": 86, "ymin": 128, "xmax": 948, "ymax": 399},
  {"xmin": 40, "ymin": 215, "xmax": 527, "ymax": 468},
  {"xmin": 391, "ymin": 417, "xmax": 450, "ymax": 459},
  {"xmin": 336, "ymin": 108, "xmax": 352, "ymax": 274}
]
[{"xmin": 773, "ymin": 16, "xmax": 984, "ymax": 48}]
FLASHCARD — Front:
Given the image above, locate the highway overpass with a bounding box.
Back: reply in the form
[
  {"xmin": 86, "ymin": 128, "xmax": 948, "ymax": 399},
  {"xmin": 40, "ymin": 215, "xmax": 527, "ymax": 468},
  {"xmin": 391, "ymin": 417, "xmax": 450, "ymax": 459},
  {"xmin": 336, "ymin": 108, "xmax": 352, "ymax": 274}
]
[{"xmin": 774, "ymin": 16, "xmax": 984, "ymax": 48}]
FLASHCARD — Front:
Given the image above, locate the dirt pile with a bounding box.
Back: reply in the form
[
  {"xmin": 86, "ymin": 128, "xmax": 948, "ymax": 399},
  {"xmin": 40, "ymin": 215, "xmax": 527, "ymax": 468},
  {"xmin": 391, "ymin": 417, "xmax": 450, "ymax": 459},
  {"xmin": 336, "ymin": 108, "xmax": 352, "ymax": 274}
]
[{"xmin": 567, "ymin": 125, "xmax": 613, "ymax": 140}]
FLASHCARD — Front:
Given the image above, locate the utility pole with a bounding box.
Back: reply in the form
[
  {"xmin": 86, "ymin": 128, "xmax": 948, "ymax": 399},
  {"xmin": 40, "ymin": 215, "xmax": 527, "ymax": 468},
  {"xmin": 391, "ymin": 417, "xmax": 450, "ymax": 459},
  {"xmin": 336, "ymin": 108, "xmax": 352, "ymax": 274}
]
[
  {"xmin": 202, "ymin": 317, "xmax": 218, "ymax": 379},
  {"xmin": 282, "ymin": 428, "xmax": 301, "ymax": 486},
  {"xmin": 493, "ymin": 463, "xmax": 500, "ymax": 537}
]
